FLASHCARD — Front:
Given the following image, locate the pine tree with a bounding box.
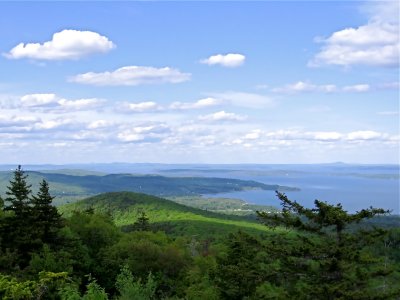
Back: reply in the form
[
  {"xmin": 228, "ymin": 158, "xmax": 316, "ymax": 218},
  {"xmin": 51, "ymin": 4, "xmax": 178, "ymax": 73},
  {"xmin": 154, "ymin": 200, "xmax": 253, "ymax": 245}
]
[
  {"xmin": 1, "ymin": 165, "xmax": 34, "ymax": 267},
  {"xmin": 133, "ymin": 211, "xmax": 150, "ymax": 231},
  {"xmin": 31, "ymin": 179, "xmax": 63, "ymax": 246},
  {"xmin": 257, "ymin": 191, "xmax": 398, "ymax": 299},
  {"xmin": 4, "ymin": 165, "xmax": 32, "ymax": 216}
]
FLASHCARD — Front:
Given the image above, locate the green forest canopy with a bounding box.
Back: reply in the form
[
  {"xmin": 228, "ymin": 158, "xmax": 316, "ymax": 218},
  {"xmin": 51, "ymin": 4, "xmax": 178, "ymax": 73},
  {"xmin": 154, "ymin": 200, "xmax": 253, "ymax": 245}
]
[{"xmin": 0, "ymin": 166, "xmax": 399, "ymax": 299}]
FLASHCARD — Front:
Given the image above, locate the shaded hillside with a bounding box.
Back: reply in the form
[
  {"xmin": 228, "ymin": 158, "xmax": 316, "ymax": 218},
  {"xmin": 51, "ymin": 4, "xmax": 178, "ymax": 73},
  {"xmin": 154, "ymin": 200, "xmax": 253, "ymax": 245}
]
[{"xmin": 59, "ymin": 191, "xmax": 273, "ymax": 237}]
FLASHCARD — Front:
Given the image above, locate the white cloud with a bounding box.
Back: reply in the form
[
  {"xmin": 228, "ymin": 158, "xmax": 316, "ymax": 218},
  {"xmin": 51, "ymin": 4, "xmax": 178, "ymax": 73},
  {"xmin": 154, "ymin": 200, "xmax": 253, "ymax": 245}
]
[
  {"xmin": 21, "ymin": 93, "xmax": 58, "ymax": 106},
  {"xmin": 69, "ymin": 66, "xmax": 191, "ymax": 86},
  {"xmin": 117, "ymin": 124, "xmax": 170, "ymax": 143},
  {"xmin": 5, "ymin": 29, "xmax": 115, "ymax": 60},
  {"xmin": 117, "ymin": 132, "xmax": 145, "ymax": 142},
  {"xmin": 309, "ymin": 131, "xmax": 342, "ymax": 141},
  {"xmin": 231, "ymin": 139, "xmax": 243, "ymax": 145},
  {"xmin": 34, "ymin": 118, "xmax": 73, "ymax": 130},
  {"xmin": 87, "ymin": 120, "xmax": 115, "ymax": 129},
  {"xmin": 200, "ymin": 53, "xmax": 245, "ymax": 67},
  {"xmin": 272, "ymin": 81, "xmax": 337, "ymax": 94},
  {"xmin": 170, "ymin": 97, "xmax": 222, "ymax": 110},
  {"xmin": 310, "ymin": 2, "xmax": 399, "ymax": 68},
  {"xmin": 266, "ymin": 130, "xmax": 303, "ymax": 140},
  {"xmin": 342, "ymin": 84, "xmax": 370, "ymax": 92},
  {"xmin": 259, "ymin": 129, "xmax": 395, "ymax": 143},
  {"xmin": 198, "ymin": 111, "xmax": 247, "ymax": 122},
  {"xmin": 209, "ymin": 91, "xmax": 272, "ymax": 108},
  {"xmin": 58, "ymin": 98, "xmax": 105, "ymax": 110},
  {"xmin": 346, "ymin": 131, "xmax": 384, "ymax": 141},
  {"xmin": 0, "ymin": 115, "xmax": 40, "ymax": 130},
  {"xmin": 20, "ymin": 93, "xmax": 105, "ymax": 112},
  {"xmin": 244, "ymin": 129, "xmax": 262, "ymax": 140},
  {"xmin": 273, "ymin": 81, "xmax": 373, "ymax": 93},
  {"xmin": 0, "ymin": 114, "xmax": 79, "ymax": 134},
  {"xmin": 117, "ymin": 101, "xmax": 162, "ymax": 113}
]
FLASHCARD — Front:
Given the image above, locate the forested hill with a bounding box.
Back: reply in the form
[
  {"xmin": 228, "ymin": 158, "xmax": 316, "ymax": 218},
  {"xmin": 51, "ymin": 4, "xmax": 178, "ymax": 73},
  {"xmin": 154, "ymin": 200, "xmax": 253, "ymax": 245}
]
[
  {"xmin": 0, "ymin": 170, "xmax": 297, "ymax": 202},
  {"xmin": 59, "ymin": 191, "xmax": 269, "ymax": 237}
]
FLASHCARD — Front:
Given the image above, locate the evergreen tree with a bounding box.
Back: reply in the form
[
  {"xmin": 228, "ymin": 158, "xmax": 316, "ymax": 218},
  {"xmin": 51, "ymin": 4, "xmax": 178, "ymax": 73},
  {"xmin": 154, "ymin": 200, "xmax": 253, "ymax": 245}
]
[
  {"xmin": 4, "ymin": 165, "xmax": 32, "ymax": 216},
  {"xmin": 133, "ymin": 211, "xmax": 150, "ymax": 231},
  {"xmin": 257, "ymin": 191, "xmax": 398, "ymax": 299},
  {"xmin": 31, "ymin": 179, "xmax": 63, "ymax": 246},
  {"xmin": 1, "ymin": 165, "xmax": 33, "ymax": 267}
]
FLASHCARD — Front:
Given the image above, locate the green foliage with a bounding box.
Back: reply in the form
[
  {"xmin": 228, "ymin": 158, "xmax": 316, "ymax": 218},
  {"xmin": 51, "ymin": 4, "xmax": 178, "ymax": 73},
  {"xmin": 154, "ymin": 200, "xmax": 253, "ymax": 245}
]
[
  {"xmin": 256, "ymin": 191, "xmax": 399, "ymax": 299},
  {"xmin": 115, "ymin": 265, "xmax": 157, "ymax": 300},
  {"xmin": 102, "ymin": 231, "xmax": 189, "ymax": 293},
  {"xmin": 4, "ymin": 165, "xmax": 32, "ymax": 215},
  {"xmin": 168, "ymin": 195, "xmax": 278, "ymax": 216},
  {"xmin": 1, "ymin": 168, "xmax": 64, "ymax": 270},
  {"xmin": 60, "ymin": 192, "xmax": 271, "ymax": 239},
  {"xmin": 82, "ymin": 278, "xmax": 109, "ymax": 300},
  {"xmin": 1, "ymin": 165, "xmax": 35, "ymax": 267},
  {"xmin": 0, "ymin": 273, "xmax": 37, "ymax": 300},
  {"xmin": 0, "ymin": 248, "xmax": 19, "ymax": 273},
  {"xmin": 0, "ymin": 271, "xmax": 68, "ymax": 300},
  {"xmin": 59, "ymin": 285, "xmax": 82, "ymax": 300},
  {"xmin": 214, "ymin": 231, "xmax": 270, "ymax": 300},
  {"xmin": 60, "ymin": 277, "xmax": 108, "ymax": 300},
  {"xmin": 28, "ymin": 244, "xmax": 74, "ymax": 275},
  {"xmin": 66, "ymin": 210, "xmax": 121, "ymax": 258},
  {"xmin": 31, "ymin": 179, "xmax": 63, "ymax": 245},
  {"xmin": 1, "ymin": 167, "xmax": 398, "ymax": 300},
  {"xmin": 132, "ymin": 210, "xmax": 150, "ymax": 231},
  {"xmin": 183, "ymin": 256, "xmax": 219, "ymax": 300}
]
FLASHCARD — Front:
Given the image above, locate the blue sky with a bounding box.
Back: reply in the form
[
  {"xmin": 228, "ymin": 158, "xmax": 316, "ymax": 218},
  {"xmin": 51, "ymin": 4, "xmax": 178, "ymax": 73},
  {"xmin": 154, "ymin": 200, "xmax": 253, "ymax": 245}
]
[{"xmin": 0, "ymin": 1, "xmax": 398, "ymax": 164}]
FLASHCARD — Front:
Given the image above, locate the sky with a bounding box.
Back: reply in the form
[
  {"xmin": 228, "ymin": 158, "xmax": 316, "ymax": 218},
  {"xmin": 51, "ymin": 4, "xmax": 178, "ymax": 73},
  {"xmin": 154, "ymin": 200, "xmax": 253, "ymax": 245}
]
[{"xmin": 0, "ymin": 1, "xmax": 398, "ymax": 164}]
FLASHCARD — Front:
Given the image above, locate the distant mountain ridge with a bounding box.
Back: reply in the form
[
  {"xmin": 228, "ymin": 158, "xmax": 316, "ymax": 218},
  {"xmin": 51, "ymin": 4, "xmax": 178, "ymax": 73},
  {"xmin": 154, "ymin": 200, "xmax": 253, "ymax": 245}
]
[{"xmin": 0, "ymin": 170, "xmax": 296, "ymax": 205}]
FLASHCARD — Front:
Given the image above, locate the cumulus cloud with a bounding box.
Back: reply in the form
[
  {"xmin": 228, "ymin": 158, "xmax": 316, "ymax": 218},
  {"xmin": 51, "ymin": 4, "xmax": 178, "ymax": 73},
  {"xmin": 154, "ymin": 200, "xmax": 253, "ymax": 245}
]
[
  {"xmin": 308, "ymin": 131, "xmax": 342, "ymax": 141},
  {"xmin": 263, "ymin": 130, "xmax": 342, "ymax": 142},
  {"xmin": 170, "ymin": 97, "xmax": 222, "ymax": 110},
  {"xmin": 309, "ymin": 2, "xmax": 399, "ymax": 67},
  {"xmin": 209, "ymin": 91, "xmax": 272, "ymax": 108},
  {"xmin": 272, "ymin": 81, "xmax": 337, "ymax": 93},
  {"xmin": 342, "ymin": 84, "xmax": 370, "ymax": 92},
  {"xmin": 69, "ymin": 66, "xmax": 191, "ymax": 86},
  {"xmin": 0, "ymin": 115, "xmax": 40, "ymax": 131},
  {"xmin": 5, "ymin": 29, "xmax": 115, "ymax": 60},
  {"xmin": 87, "ymin": 120, "xmax": 115, "ymax": 129},
  {"xmin": 272, "ymin": 81, "xmax": 372, "ymax": 93},
  {"xmin": 346, "ymin": 130, "xmax": 385, "ymax": 141},
  {"xmin": 21, "ymin": 93, "xmax": 58, "ymax": 106},
  {"xmin": 117, "ymin": 101, "xmax": 162, "ymax": 113},
  {"xmin": 58, "ymin": 98, "xmax": 105, "ymax": 111},
  {"xmin": 20, "ymin": 93, "xmax": 105, "ymax": 112},
  {"xmin": 117, "ymin": 124, "xmax": 170, "ymax": 143},
  {"xmin": 33, "ymin": 118, "xmax": 74, "ymax": 130},
  {"xmin": 244, "ymin": 129, "xmax": 262, "ymax": 140},
  {"xmin": 200, "ymin": 53, "xmax": 245, "ymax": 67},
  {"xmin": 198, "ymin": 111, "xmax": 247, "ymax": 122},
  {"xmin": 0, "ymin": 114, "xmax": 78, "ymax": 133},
  {"xmin": 265, "ymin": 130, "xmax": 303, "ymax": 140},
  {"xmin": 254, "ymin": 129, "xmax": 391, "ymax": 143}
]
